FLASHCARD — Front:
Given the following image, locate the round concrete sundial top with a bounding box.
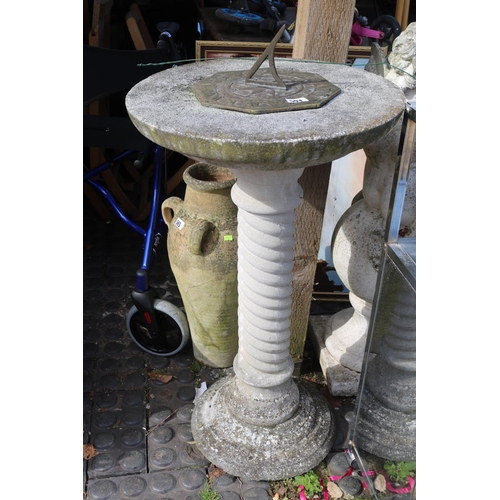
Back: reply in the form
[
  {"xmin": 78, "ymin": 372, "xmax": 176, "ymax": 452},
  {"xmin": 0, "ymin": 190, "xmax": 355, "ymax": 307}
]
[{"xmin": 126, "ymin": 58, "xmax": 406, "ymax": 171}]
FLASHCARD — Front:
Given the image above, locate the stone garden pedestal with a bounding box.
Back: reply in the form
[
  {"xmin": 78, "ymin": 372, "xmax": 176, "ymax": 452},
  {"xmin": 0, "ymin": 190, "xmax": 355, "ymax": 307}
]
[{"xmin": 126, "ymin": 58, "xmax": 405, "ymax": 480}]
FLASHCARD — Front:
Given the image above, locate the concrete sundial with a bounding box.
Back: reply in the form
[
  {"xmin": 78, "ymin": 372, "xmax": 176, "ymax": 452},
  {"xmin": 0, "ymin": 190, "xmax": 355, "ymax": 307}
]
[{"xmin": 126, "ymin": 29, "xmax": 406, "ymax": 480}]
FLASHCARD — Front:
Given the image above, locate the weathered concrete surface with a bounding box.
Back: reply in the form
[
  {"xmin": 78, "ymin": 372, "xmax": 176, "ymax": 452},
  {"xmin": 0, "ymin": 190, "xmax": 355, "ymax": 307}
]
[
  {"xmin": 126, "ymin": 59, "xmax": 406, "ymax": 171},
  {"xmin": 308, "ymin": 315, "xmax": 360, "ymax": 396},
  {"xmin": 325, "ymin": 200, "xmax": 387, "ymax": 373},
  {"xmin": 191, "ymin": 376, "xmax": 335, "ymax": 481}
]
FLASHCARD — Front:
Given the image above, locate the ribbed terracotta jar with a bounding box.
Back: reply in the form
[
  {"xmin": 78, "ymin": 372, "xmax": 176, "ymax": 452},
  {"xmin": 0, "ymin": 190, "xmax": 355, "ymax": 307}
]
[{"xmin": 161, "ymin": 163, "xmax": 238, "ymax": 368}]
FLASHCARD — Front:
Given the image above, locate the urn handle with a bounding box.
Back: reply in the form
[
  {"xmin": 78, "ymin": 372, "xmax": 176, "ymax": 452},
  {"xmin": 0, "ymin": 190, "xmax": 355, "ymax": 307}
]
[
  {"xmin": 189, "ymin": 219, "xmax": 215, "ymax": 255},
  {"xmin": 161, "ymin": 197, "xmax": 183, "ymax": 227}
]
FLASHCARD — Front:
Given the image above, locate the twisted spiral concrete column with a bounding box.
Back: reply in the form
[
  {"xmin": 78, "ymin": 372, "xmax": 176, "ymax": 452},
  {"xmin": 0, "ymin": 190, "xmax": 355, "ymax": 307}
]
[
  {"xmin": 229, "ymin": 168, "xmax": 303, "ymax": 426},
  {"xmin": 191, "ymin": 167, "xmax": 336, "ymax": 480}
]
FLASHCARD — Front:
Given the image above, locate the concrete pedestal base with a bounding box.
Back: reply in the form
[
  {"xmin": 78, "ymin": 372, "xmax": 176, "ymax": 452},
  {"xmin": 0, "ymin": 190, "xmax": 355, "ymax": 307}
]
[
  {"xmin": 353, "ymin": 386, "xmax": 416, "ymax": 462},
  {"xmin": 192, "ymin": 376, "xmax": 335, "ymax": 481},
  {"xmin": 308, "ymin": 315, "xmax": 360, "ymax": 396}
]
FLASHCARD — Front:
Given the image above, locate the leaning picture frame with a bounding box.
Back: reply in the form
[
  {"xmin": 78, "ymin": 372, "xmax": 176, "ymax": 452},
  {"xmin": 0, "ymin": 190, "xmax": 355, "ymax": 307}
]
[
  {"xmin": 196, "ymin": 40, "xmax": 293, "ymax": 61},
  {"xmin": 195, "ymin": 41, "xmax": 385, "ymax": 63}
]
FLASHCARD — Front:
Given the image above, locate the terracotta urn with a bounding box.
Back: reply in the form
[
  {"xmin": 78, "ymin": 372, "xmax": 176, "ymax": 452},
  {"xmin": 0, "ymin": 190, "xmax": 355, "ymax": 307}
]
[{"xmin": 161, "ymin": 163, "xmax": 238, "ymax": 368}]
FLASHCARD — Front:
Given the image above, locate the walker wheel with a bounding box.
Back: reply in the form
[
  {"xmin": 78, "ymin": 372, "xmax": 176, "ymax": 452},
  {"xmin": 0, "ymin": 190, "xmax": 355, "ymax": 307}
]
[{"xmin": 127, "ymin": 299, "xmax": 190, "ymax": 356}]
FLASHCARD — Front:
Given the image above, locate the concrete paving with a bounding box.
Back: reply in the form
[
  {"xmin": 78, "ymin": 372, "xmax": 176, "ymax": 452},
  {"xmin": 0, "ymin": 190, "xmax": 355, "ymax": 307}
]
[{"xmin": 83, "ymin": 199, "xmax": 276, "ymax": 499}]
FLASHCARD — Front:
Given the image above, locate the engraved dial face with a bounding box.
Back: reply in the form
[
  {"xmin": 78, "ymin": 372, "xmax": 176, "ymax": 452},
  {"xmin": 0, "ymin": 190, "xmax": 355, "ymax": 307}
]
[{"xmin": 192, "ymin": 68, "xmax": 341, "ymax": 114}]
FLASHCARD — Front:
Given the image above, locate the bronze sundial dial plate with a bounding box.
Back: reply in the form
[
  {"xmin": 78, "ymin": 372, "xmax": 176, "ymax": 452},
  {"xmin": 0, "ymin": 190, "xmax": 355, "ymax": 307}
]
[
  {"xmin": 191, "ymin": 24, "xmax": 340, "ymax": 114},
  {"xmin": 192, "ymin": 68, "xmax": 341, "ymax": 114}
]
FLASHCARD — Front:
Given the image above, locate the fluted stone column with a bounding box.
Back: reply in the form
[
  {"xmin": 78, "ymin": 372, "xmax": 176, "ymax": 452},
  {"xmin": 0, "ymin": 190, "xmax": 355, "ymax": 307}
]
[{"xmin": 125, "ymin": 58, "xmax": 405, "ymax": 481}]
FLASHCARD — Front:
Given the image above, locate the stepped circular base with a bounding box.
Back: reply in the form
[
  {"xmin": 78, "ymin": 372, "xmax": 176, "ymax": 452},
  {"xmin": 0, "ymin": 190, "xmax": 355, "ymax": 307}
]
[
  {"xmin": 191, "ymin": 375, "xmax": 336, "ymax": 481},
  {"xmin": 354, "ymin": 386, "xmax": 416, "ymax": 462}
]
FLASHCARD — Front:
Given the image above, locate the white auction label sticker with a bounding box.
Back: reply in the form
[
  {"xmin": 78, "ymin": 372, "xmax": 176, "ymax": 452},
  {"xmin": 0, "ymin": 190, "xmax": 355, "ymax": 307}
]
[
  {"xmin": 286, "ymin": 97, "xmax": 309, "ymax": 104},
  {"xmin": 174, "ymin": 218, "xmax": 185, "ymax": 230}
]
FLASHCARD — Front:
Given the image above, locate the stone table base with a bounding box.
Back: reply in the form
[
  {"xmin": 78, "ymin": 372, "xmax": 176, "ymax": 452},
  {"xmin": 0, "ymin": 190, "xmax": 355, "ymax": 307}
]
[{"xmin": 192, "ymin": 376, "xmax": 335, "ymax": 481}]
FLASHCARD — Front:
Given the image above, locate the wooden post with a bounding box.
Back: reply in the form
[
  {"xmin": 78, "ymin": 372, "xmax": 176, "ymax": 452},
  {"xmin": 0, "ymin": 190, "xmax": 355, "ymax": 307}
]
[
  {"xmin": 292, "ymin": 0, "xmax": 355, "ymax": 62},
  {"xmin": 289, "ymin": 0, "xmax": 355, "ymax": 366},
  {"xmin": 126, "ymin": 3, "xmax": 155, "ymax": 50}
]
